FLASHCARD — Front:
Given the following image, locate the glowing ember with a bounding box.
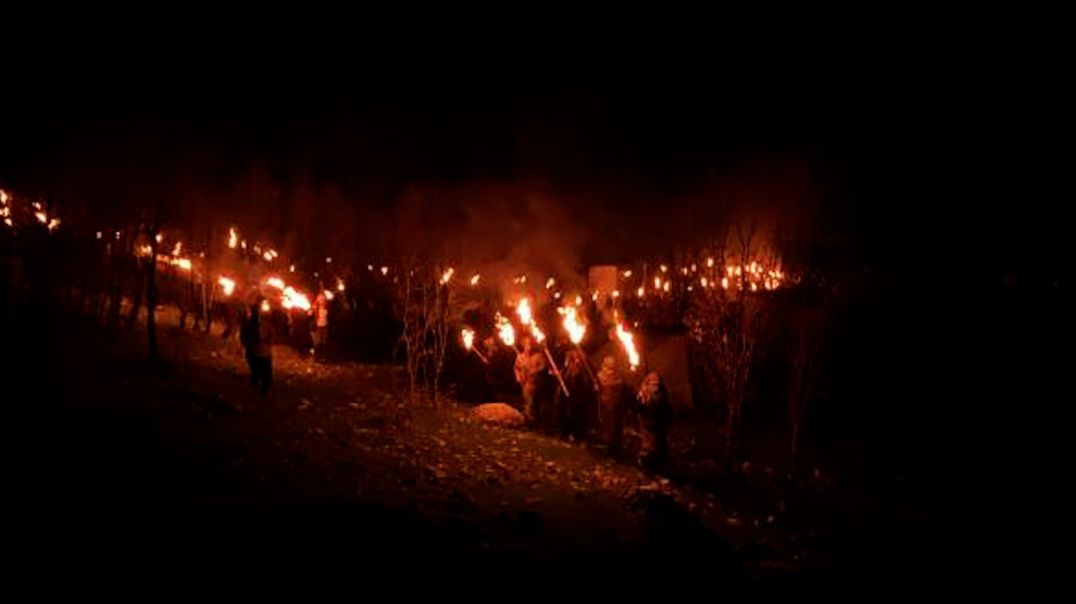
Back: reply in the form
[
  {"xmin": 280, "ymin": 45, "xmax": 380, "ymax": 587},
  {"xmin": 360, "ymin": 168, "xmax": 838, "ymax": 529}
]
[
  {"xmin": 461, "ymin": 327, "xmax": 475, "ymax": 350},
  {"xmin": 495, "ymin": 313, "xmax": 516, "ymax": 347},
  {"xmin": 516, "ymin": 298, "xmax": 534, "ymax": 326},
  {"xmin": 546, "ymin": 277, "xmax": 555, "ymax": 290},
  {"xmin": 380, "ymin": 266, "xmax": 388, "ymax": 276},
  {"xmin": 615, "ymin": 322, "xmax": 641, "ymax": 370},
  {"xmin": 260, "ymin": 300, "xmax": 270, "ymax": 313},
  {"xmin": 441, "ymin": 267, "xmax": 455, "ymax": 285},
  {"xmin": 561, "ymin": 306, "xmax": 586, "ymax": 344},
  {"xmin": 218, "ymin": 277, "xmax": 236, "ymax": 296},
  {"xmin": 265, "ymin": 277, "xmax": 285, "ymax": 290},
  {"xmin": 470, "ymin": 274, "xmax": 480, "ymax": 286}
]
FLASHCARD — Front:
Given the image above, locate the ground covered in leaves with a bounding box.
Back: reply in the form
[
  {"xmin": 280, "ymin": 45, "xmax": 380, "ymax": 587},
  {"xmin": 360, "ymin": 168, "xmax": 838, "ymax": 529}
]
[{"xmin": 4, "ymin": 313, "xmax": 853, "ymax": 598}]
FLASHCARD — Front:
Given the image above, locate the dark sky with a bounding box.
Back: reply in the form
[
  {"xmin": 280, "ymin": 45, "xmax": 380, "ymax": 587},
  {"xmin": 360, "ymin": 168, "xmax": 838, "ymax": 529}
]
[{"xmin": 1, "ymin": 34, "xmax": 1061, "ymax": 273}]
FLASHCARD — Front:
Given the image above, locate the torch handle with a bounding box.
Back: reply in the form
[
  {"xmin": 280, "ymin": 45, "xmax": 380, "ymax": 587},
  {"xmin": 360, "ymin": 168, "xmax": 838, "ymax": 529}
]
[
  {"xmin": 542, "ymin": 346, "xmax": 570, "ymax": 398},
  {"xmin": 471, "ymin": 347, "xmax": 490, "ymax": 364}
]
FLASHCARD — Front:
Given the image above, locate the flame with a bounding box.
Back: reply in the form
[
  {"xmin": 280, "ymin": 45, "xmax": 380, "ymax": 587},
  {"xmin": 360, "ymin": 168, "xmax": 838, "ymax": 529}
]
[
  {"xmin": 3, "ymin": 218, "xmax": 12, "ymax": 228},
  {"xmin": 155, "ymin": 233, "xmax": 163, "ymax": 243},
  {"xmin": 591, "ymin": 291, "xmax": 599, "ymax": 302},
  {"xmin": 611, "ymin": 290, "xmax": 620, "ymax": 299},
  {"xmin": 470, "ymin": 274, "xmax": 480, "ymax": 286},
  {"xmin": 663, "ymin": 281, "xmax": 671, "ymax": 293},
  {"xmin": 228, "ymin": 228, "xmax": 238, "ymax": 249},
  {"xmin": 660, "ymin": 264, "xmax": 668, "ymax": 273},
  {"xmin": 561, "ymin": 306, "xmax": 586, "ymax": 344},
  {"xmin": 615, "ymin": 322, "xmax": 641, "ymax": 370},
  {"xmin": 263, "ymin": 251, "xmax": 274, "ymax": 262},
  {"xmin": 545, "ymin": 277, "xmax": 556, "ymax": 290},
  {"xmin": 530, "ymin": 323, "xmax": 546, "ymax": 343},
  {"xmin": 260, "ymin": 300, "xmax": 270, "ymax": 313},
  {"xmin": 47, "ymin": 218, "xmax": 60, "ymax": 231},
  {"xmin": 240, "ymin": 240, "xmax": 247, "ymax": 250},
  {"xmin": 622, "ymin": 270, "xmax": 633, "ymax": 278},
  {"xmin": 218, "ymin": 276, "xmax": 236, "ymax": 296},
  {"xmin": 172, "ymin": 242, "xmax": 183, "ymax": 256},
  {"xmin": 326, "ymin": 257, "xmax": 332, "ymax": 264},
  {"xmin": 172, "ymin": 258, "xmax": 193, "ymax": 271},
  {"xmin": 691, "ymin": 263, "xmax": 697, "ymax": 272},
  {"xmin": 441, "ymin": 267, "xmax": 455, "ymax": 285},
  {"xmin": 575, "ymin": 295, "xmax": 583, "ymax": 306},
  {"xmin": 34, "ymin": 211, "xmax": 47, "ymax": 224},
  {"xmin": 323, "ymin": 290, "xmax": 334, "ymax": 301},
  {"xmin": 95, "ymin": 231, "xmax": 102, "ymax": 239},
  {"xmin": 721, "ymin": 277, "xmax": 729, "ymax": 289},
  {"xmin": 461, "ymin": 327, "xmax": 475, "ymax": 350},
  {"xmin": 265, "ymin": 277, "xmax": 285, "ymax": 290},
  {"xmin": 337, "ymin": 278, "xmax": 346, "ymax": 292},
  {"xmin": 283, "ymin": 286, "xmax": 311, "ymax": 311},
  {"xmin": 495, "ymin": 313, "xmax": 515, "ymax": 347},
  {"xmin": 654, "ymin": 276, "xmax": 662, "ymax": 289},
  {"xmin": 290, "ymin": 265, "xmax": 296, "ymax": 273},
  {"xmin": 637, "ymin": 287, "xmax": 645, "ymax": 297},
  {"xmin": 516, "ymin": 298, "xmax": 533, "ymax": 326},
  {"xmin": 701, "ymin": 277, "xmax": 709, "ymax": 288},
  {"xmin": 0, "ymin": 190, "xmax": 7, "ymax": 204},
  {"xmin": 707, "ymin": 257, "xmax": 715, "ymax": 268},
  {"xmin": 380, "ymin": 266, "xmax": 388, "ymax": 276},
  {"xmin": 136, "ymin": 244, "xmax": 153, "ymax": 257}
]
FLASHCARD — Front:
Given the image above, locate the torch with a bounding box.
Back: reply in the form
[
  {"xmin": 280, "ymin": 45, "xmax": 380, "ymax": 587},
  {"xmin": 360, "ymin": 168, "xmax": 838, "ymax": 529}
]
[
  {"xmin": 461, "ymin": 327, "xmax": 489, "ymax": 364},
  {"xmin": 560, "ymin": 305, "xmax": 598, "ymax": 386},
  {"xmin": 517, "ymin": 299, "xmax": 569, "ymax": 398}
]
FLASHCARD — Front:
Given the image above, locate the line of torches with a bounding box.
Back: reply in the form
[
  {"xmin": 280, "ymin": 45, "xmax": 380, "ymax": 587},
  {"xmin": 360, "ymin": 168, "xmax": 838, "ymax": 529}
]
[{"xmin": 460, "ymin": 296, "xmax": 643, "ymax": 397}]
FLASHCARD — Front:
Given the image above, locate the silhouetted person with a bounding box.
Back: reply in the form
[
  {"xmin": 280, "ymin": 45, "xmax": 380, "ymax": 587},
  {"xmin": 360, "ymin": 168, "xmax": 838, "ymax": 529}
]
[
  {"xmin": 311, "ymin": 291, "xmax": 330, "ymax": 360},
  {"xmin": 597, "ymin": 355, "xmax": 628, "ymax": 455},
  {"xmin": 514, "ymin": 335, "xmax": 550, "ymax": 425},
  {"xmin": 240, "ymin": 299, "xmax": 273, "ymax": 395},
  {"xmin": 636, "ymin": 371, "xmax": 671, "ymax": 471},
  {"xmin": 558, "ymin": 348, "xmax": 595, "ymax": 440}
]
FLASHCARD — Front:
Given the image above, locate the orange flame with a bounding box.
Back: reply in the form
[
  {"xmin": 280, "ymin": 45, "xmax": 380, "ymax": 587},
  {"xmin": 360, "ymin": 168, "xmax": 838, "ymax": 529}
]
[
  {"xmin": 560, "ymin": 306, "xmax": 586, "ymax": 345},
  {"xmin": 545, "ymin": 277, "xmax": 556, "ymax": 290},
  {"xmin": 470, "ymin": 274, "xmax": 481, "ymax": 286},
  {"xmin": 265, "ymin": 277, "xmax": 285, "ymax": 290},
  {"xmin": 227, "ymin": 228, "xmax": 238, "ymax": 248},
  {"xmin": 441, "ymin": 267, "xmax": 455, "ymax": 285},
  {"xmin": 283, "ymin": 286, "xmax": 311, "ymax": 311},
  {"xmin": 218, "ymin": 276, "xmax": 236, "ymax": 296},
  {"xmin": 615, "ymin": 322, "xmax": 641, "ymax": 370},
  {"xmin": 461, "ymin": 327, "xmax": 475, "ymax": 350},
  {"xmin": 337, "ymin": 278, "xmax": 346, "ymax": 292},
  {"xmin": 516, "ymin": 298, "xmax": 534, "ymax": 326},
  {"xmin": 495, "ymin": 313, "xmax": 515, "ymax": 347},
  {"xmin": 172, "ymin": 258, "xmax": 192, "ymax": 271},
  {"xmin": 260, "ymin": 300, "xmax": 271, "ymax": 313}
]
